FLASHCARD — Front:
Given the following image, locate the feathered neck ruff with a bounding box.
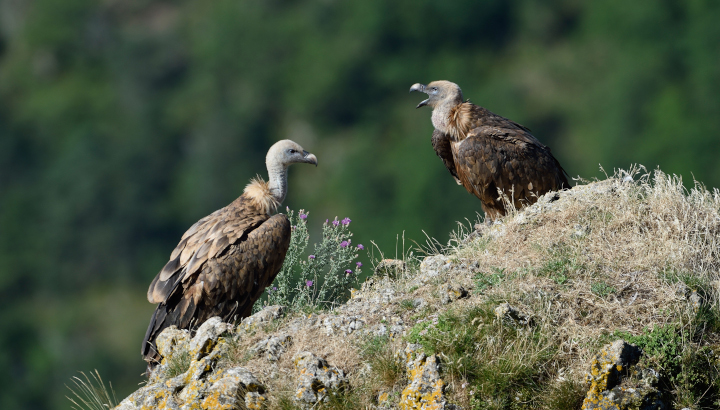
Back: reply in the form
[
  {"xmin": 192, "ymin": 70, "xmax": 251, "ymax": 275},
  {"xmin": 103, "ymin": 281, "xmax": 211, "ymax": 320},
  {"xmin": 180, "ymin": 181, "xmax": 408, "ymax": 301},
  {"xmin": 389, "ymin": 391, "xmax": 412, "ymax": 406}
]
[
  {"xmin": 243, "ymin": 177, "xmax": 281, "ymax": 216},
  {"xmin": 447, "ymin": 101, "xmax": 475, "ymax": 142}
]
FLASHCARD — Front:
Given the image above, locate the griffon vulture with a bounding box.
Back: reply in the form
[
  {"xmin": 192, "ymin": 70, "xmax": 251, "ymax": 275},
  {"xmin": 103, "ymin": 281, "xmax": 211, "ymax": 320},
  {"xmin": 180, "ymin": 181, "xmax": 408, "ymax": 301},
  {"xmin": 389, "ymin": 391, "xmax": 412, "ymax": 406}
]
[
  {"xmin": 410, "ymin": 80, "xmax": 569, "ymax": 219},
  {"xmin": 141, "ymin": 139, "xmax": 317, "ymax": 365}
]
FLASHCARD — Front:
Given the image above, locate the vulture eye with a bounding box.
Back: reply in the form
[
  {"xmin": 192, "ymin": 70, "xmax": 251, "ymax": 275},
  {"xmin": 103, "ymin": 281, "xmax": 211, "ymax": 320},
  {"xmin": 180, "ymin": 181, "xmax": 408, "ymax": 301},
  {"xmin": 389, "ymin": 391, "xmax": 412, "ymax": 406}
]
[
  {"xmin": 288, "ymin": 149, "xmax": 297, "ymax": 154},
  {"xmin": 432, "ymin": 87, "xmax": 438, "ymax": 92}
]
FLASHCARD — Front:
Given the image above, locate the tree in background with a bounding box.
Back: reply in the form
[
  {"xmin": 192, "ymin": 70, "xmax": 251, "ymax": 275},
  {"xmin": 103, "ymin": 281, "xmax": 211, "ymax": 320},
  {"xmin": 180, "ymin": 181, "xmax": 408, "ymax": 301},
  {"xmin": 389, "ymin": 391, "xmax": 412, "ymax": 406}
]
[{"xmin": 0, "ymin": 0, "xmax": 719, "ymax": 408}]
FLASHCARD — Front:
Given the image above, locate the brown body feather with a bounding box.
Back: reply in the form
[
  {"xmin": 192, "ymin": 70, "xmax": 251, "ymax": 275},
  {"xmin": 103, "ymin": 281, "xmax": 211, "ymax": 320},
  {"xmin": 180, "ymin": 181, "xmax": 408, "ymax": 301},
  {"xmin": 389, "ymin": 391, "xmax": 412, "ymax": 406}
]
[
  {"xmin": 413, "ymin": 81, "xmax": 569, "ymax": 219},
  {"xmin": 142, "ymin": 179, "xmax": 290, "ymax": 363},
  {"xmin": 438, "ymin": 102, "xmax": 569, "ymax": 219}
]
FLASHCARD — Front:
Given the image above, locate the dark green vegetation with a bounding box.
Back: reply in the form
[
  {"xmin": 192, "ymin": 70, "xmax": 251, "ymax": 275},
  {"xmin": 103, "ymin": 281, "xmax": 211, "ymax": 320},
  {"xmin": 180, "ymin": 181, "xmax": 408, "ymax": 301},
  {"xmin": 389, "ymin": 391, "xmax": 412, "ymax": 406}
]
[
  {"xmin": 2, "ymin": 0, "xmax": 720, "ymax": 408},
  {"xmin": 407, "ymin": 305, "xmax": 560, "ymax": 409}
]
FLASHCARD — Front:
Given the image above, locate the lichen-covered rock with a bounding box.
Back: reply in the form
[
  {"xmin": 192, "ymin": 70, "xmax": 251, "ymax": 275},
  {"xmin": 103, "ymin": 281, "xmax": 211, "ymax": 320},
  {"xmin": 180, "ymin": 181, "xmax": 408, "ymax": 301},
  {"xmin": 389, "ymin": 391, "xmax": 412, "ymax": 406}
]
[
  {"xmin": 439, "ymin": 283, "xmax": 468, "ymax": 304},
  {"xmin": 419, "ymin": 255, "xmax": 450, "ymax": 281},
  {"xmin": 399, "ymin": 343, "xmax": 456, "ymax": 410},
  {"xmin": 115, "ymin": 318, "xmax": 268, "ymax": 410},
  {"xmin": 252, "ymin": 334, "xmax": 292, "ymax": 361},
  {"xmin": 494, "ymin": 303, "xmax": 532, "ymax": 326},
  {"xmin": 239, "ymin": 305, "xmax": 285, "ymax": 331},
  {"xmin": 155, "ymin": 326, "xmax": 191, "ymax": 360},
  {"xmin": 322, "ymin": 315, "xmax": 366, "ymax": 336},
  {"xmin": 582, "ymin": 340, "xmax": 664, "ymax": 410},
  {"xmin": 188, "ymin": 317, "xmax": 232, "ymax": 360},
  {"xmin": 293, "ymin": 351, "xmax": 348, "ymax": 405},
  {"xmin": 201, "ymin": 367, "xmax": 266, "ymax": 410}
]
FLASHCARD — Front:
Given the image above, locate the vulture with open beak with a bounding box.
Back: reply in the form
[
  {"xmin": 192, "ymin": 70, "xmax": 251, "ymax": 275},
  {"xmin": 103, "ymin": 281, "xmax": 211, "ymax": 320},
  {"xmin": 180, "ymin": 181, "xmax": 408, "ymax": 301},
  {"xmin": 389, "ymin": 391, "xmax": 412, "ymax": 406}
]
[{"xmin": 410, "ymin": 80, "xmax": 569, "ymax": 219}]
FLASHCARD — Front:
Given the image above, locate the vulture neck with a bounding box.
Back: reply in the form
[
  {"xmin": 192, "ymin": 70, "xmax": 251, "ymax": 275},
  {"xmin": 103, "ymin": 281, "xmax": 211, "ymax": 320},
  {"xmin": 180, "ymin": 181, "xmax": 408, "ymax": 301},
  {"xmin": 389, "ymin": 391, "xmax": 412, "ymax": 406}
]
[
  {"xmin": 433, "ymin": 99, "xmax": 471, "ymax": 141},
  {"xmin": 266, "ymin": 162, "xmax": 289, "ymax": 204}
]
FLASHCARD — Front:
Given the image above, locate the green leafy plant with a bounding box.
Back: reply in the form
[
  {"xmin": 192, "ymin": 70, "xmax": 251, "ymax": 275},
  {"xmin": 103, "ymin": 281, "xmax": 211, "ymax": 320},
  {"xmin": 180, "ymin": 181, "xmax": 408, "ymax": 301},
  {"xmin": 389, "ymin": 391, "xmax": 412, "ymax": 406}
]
[
  {"xmin": 591, "ymin": 281, "xmax": 616, "ymax": 298},
  {"xmin": 474, "ymin": 267, "xmax": 506, "ymax": 293},
  {"xmin": 265, "ymin": 209, "xmax": 363, "ymax": 312},
  {"xmin": 164, "ymin": 348, "xmax": 192, "ymax": 378},
  {"xmin": 66, "ymin": 370, "xmax": 117, "ymax": 410}
]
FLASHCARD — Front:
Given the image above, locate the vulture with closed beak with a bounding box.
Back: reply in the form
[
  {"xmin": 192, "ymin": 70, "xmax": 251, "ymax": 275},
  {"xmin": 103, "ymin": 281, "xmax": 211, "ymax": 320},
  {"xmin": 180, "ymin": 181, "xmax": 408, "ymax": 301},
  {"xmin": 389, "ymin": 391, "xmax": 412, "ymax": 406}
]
[
  {"xmin": 141, "ymin": 139, "xmax": 317, "ymax": 365},
  {"xmin": 410, "ymin": 80, "xmax": 569, "ymax": 219}
]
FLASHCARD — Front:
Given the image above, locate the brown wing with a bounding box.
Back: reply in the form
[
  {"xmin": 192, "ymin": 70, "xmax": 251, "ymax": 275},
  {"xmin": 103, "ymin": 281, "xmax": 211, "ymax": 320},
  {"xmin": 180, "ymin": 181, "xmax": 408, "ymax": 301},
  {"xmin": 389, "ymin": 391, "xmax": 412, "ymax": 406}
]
[
  {"xmin": 142, "ymin": 213, "xmax": 291, "ymax": 362},
  {"xmin": 454, "ymin": 125, "xmax": 569, "ymax": 219},
  {"xmin": 146, "ymin": 195, "xmax": 269, "ymax": 304},
  {"xmin": 431, "ymin": 129, "xmax": 460, "ymax": 183}
]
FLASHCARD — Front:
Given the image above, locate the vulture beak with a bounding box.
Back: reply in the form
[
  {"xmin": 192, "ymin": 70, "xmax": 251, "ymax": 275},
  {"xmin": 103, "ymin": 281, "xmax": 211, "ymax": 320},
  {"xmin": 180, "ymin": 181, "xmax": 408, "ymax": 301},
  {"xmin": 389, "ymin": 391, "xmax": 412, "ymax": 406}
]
[
  {"xmin": 409, "ymin": 83, "xmax": 429, "ymax": 108},
  {"xmin": 302, "ymin": 150, "xmax": 318, "ymax": 166}
]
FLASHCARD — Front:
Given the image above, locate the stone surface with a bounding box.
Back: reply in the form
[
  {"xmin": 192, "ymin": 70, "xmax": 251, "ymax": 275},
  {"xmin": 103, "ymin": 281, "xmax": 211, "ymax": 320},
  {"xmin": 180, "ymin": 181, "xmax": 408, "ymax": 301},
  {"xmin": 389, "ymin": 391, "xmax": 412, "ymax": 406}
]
[
  {"xmin": 398, "ymin": 343, "xmax": 456, "ymax": 410},
  {"xmin": 238, "ymin": 305, "xmax": 285, "ymax": 331},
  {"xmin": 582, "ymin": 340, "xmax": 664, "ymax": 410},
  {"xmin": 115, "ymin": 318, "xmax": 267, "ymax": 410},
  {"xmin": 494, "ymin": 303, "xmax": 532, "ymax": 326},
  {"xmin": 252, "ymin": 334, "xmax": 292, "ymax": 361},
  {"xmin": 293, "ymin": 351, "xmax": 349, "ymax": 405},
  {"xmin": 439, "ymin": 283, "xmax": 468, "ymax": 304},
  {"xmin": 187, "ymin": 317, "xmax": 231, "ymax": 360}
]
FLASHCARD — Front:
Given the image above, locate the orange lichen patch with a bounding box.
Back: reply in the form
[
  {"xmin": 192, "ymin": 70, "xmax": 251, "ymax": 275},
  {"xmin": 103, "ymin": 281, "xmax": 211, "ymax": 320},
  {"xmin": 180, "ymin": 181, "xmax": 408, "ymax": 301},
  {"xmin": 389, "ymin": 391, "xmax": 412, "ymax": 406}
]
[{"xmin": 398, "ymin": 346, "xmax": 448, "ymax": 410}]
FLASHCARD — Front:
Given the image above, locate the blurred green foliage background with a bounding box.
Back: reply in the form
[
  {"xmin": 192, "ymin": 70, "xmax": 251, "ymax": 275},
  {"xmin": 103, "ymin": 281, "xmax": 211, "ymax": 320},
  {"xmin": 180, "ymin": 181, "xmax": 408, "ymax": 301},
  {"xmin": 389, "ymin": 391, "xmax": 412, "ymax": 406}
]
[{"xmin": 1, "ymin": 0, "xmax": 719, "ymax": 408}]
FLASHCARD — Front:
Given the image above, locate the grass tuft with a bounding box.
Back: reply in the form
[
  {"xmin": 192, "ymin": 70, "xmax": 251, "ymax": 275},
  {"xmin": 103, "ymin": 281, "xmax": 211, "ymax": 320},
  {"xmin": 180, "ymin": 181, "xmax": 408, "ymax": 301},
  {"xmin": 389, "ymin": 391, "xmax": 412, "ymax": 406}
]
[{"xmin": 66, "ymin": 370, "xmax": 117, "ymax": 410}]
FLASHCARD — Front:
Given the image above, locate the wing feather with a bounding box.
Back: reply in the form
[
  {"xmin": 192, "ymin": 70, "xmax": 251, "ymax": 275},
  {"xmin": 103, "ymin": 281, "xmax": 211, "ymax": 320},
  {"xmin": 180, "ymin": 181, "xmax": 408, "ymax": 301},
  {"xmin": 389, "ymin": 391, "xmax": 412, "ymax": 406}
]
[{"xmin": 146, "ymin": 195, "xmax": 267, "ymax": 304}]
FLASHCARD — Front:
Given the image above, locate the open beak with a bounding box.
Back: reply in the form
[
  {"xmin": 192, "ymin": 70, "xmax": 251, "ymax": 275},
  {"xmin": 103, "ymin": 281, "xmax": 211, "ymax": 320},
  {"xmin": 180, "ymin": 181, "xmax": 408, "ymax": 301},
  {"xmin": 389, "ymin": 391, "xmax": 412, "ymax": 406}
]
[
  {"xmin": 409, "ymin": 83, "xmax": 429, "ymax": 108},
  {"xmin": 303, "ymin": 151, "xmax": 318, "ymax": 166}
]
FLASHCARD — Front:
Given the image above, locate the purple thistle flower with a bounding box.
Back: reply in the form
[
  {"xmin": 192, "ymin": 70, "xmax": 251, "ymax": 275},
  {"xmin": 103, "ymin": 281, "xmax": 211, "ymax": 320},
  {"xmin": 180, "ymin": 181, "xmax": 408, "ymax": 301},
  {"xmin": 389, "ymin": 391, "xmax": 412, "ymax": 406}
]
[
  {"xmin": 345, "ymin": 269, "xmax": 352, "ymax": 275},
  {"xmin": 309, "ymin": 255, "xmax": 315, "ymax": 260},
  {"xmin": 356, "ymin": 262, "xmax": 362, "ymax": 267},
  {"xmin": 273, "ymin": 287, "xmax": 277, "ymax": 291},
  {"xmin": 332, "ymin": 218, "xmax": 339, "ymax": 227},
  {"xmin": 325, "ymin": 219, "xmax": 329, "ymax": 224},
  {"xmin": 306, "ymin": 280, "xmax": 313, "ymax": 288},
  {"xmin": 357, "ymin": 244, "xmax": 364, "ymax": 250},
  {"xmin": 341, "ymin": 217, "xmax": 351, "ymax": 225},
  {"xmin": 299, "ymin": 213, "xmax": 307, "ymax": 220},
  {"xmin": 340, "ymin": 241, "xmax": 349, "ymax": 248}
]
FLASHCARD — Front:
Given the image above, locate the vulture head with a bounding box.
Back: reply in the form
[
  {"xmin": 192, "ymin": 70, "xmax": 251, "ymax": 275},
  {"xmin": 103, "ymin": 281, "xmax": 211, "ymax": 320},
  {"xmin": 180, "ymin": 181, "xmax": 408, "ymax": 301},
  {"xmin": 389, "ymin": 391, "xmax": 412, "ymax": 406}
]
[
  {"xmin": 266, "ymin": 139, "xmax": 318, "ymax": 169},
  {"xmin": 409, "ymin": 80, "xmax": 464, "ymax": 109}
]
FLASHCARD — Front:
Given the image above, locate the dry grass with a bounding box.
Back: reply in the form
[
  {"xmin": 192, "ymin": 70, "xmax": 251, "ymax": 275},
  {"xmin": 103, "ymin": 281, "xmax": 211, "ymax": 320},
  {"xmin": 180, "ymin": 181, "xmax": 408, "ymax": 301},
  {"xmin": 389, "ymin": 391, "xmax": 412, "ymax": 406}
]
[{"xmin": 212, "ymin": 166, "xmax": 720, "ymax": 408}]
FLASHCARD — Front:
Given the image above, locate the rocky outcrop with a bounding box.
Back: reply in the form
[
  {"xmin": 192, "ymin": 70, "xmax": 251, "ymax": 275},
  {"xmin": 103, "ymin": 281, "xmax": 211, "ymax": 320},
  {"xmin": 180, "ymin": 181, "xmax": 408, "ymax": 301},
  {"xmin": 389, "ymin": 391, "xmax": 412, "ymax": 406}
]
[
  {"xmin": 398, "ymin": 344, "xmax": 456, "ymax": 410},
  {"xmin": 582, "ymin": 340, "xmax": 664, "ymax": 410},
  {"xmin": 116, "ymin": 318, "xmax": 266, "ymax": 410},
  {"xmin": 293, "ymin": 351, "xmax": 349, "ymax": 405}
]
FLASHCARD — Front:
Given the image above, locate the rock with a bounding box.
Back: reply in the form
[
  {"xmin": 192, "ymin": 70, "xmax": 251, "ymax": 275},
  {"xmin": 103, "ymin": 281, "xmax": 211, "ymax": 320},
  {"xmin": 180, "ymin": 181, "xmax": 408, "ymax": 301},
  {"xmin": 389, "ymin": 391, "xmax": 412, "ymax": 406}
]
[
  {"xmin": 115, "ymin": 337, "xmax": 266, "ymax": 410},
  {"xmin": 582, "ymin": 340, "xmax": 664, "ymax": 410},
  {"xmin": 398, "ymin": 344, "xmax": 456, "ymax": 410},
  {"xmin": 293, "ymin": 351, "xmax": 349, "ymax": 405},
  {"xmin": 155, "ymin": 326, "xmax": 191, "ymax": 360},
  {"xmin": 252, "ymin": 334, "xmax": 292, "ymax": 361},
  {"xmin": 494, "ymin": 303, "xmax": 532, "ymax": 326},
  {"xmin": 187, "ymin": 317, "xmax": 231, "ymax": 360},
  {"xmin": 440, "ymin": 283, "xmax": 468, "ymax": 305},
  {"xmin": 202, "ymin": 367, "xmax": 267, "ymax": 410},
  {"xmin": 239, "ymin": 305, "xmax": 285, "ymax": 331},
  {"xmin": 419, "ymin": 255, "xmax": 450, "ymax": 280},
  {"xmin": 323, "ymin": 315, "xmax": 366, "ymax": 336}
]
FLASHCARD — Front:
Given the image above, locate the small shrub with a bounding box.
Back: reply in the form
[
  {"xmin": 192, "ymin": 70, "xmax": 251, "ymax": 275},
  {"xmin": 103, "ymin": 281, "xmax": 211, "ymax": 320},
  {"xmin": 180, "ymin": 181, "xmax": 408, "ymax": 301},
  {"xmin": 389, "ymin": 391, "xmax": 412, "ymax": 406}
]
[
  {"xmin": 406, "ymin": 305, "xmax": 555, "ymax": 407},
  {"xmin": 474, "ymin": 267, "xmax": 505, "ymax": 293},
  {"xmin": 66, "ymin": 370, "xmax": 117, "ymax": 410},
  {"xmin": 615, "ymin": 324, "xmax": 720, "ymax": 408},
  {"xmin": 164, "ymin": 348, "xmax": 192, "ymax": 378},
  {"xmin": 591, "ymin": 281, "xmax": 616, "ymax": 298},
  {"xmin": 541, "ymin": 379, "xmax": 587, "ymax": 410},
  {"xmin": 537, "ymin": 244, "xmax": 580, "ymax": 284},
  {"xmin": 360, "ymin": 336, "xmax": 405, "ymax": 397},
  {"xmin": 265, "ymin": 209, "xmax": 363, "ymax": 312}
]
